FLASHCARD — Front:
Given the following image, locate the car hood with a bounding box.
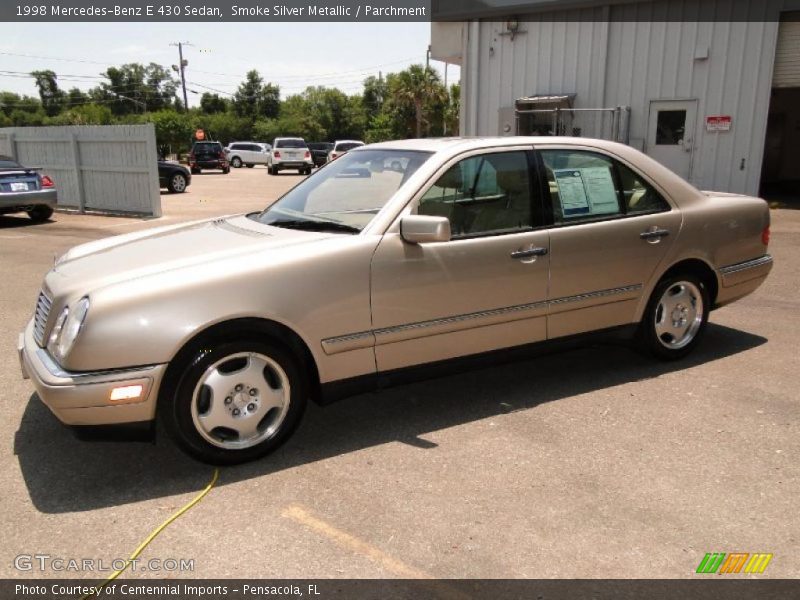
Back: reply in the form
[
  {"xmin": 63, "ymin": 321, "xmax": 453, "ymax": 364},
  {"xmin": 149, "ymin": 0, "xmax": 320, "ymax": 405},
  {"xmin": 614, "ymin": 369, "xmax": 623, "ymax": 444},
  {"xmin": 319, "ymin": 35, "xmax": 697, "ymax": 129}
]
[{"xmin": 46, "ymin": 215, "xmax": 335, "ymax": 297}]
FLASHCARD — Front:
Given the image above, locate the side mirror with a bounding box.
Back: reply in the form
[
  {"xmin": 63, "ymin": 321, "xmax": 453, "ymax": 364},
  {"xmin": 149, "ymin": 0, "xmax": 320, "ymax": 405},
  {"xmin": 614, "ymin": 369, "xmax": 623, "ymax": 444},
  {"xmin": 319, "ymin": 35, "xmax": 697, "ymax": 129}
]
[{"xmin": 400, "ymin": 215, "xmax": 451, "ymax": 244}]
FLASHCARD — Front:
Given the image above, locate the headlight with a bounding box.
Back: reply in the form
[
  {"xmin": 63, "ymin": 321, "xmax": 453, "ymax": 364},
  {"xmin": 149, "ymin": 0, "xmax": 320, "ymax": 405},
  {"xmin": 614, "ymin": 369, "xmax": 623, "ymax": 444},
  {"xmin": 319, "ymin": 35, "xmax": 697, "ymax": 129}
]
[{"xmin": 47, "ymin": 297, "xmax": 89, "ymax": 362}]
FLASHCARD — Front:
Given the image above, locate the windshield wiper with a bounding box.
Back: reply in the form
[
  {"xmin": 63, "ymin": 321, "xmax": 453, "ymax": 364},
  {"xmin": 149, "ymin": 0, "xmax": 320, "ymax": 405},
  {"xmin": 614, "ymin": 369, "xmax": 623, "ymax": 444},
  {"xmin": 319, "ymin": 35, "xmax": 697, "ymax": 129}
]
[{"xmin": 267, "ymin": 219, "xmax": 361, "ymax": 234}]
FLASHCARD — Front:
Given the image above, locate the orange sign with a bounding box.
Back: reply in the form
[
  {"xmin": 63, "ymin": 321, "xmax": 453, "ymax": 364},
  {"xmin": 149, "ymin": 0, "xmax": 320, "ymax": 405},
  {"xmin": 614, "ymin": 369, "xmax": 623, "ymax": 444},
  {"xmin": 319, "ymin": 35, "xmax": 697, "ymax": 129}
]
[{"xmin": 194, "ymin": 129, "xmax": 206, "ymax": 140}]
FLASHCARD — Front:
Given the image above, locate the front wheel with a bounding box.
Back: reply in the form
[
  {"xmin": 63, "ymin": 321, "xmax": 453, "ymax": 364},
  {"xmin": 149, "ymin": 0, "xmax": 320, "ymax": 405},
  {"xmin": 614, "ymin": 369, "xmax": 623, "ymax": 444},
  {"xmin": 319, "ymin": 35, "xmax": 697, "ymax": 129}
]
[
  {"xmin": 639, "ymin": 274, "xmax": 710, "ymax": 360},
  {"xmin": 160, "ymin": 339, "xmax": 308, "ymax": 465},
  {"xmin": 231, "ymin": 157, "xmax": 243, "ymax": 168}
]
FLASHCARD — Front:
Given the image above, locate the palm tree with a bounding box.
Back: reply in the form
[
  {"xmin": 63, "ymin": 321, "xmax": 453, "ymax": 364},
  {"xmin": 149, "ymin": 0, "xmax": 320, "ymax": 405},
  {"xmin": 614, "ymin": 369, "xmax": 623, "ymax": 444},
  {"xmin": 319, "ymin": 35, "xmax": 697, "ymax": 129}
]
[{"xmin": 392, "ymin": 65, "xmax": 447, "ymax": 138}]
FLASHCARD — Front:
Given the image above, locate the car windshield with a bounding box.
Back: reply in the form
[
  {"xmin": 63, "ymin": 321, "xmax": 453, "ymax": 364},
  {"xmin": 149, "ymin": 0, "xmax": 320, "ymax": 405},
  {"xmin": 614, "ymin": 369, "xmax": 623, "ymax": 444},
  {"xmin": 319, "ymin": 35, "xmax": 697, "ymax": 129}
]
[
  {"xmin": 336, "ymin": 142, "xmax": 363, "ymax": 152},
  {"xmin": 276, "ymin": 139, "xmax": 306, "ymax": 149},
  {"xmin": 251, "ymin": 149, "xmax": 432, "ymax": 232}
]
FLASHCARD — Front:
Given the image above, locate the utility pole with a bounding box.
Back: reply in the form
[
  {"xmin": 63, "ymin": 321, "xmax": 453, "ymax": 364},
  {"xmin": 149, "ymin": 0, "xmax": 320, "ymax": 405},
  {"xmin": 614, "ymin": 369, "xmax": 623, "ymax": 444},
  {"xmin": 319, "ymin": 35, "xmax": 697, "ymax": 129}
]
[{"xmin": 170, "ymin": 41, "xmax": 192, "ymax": 111}]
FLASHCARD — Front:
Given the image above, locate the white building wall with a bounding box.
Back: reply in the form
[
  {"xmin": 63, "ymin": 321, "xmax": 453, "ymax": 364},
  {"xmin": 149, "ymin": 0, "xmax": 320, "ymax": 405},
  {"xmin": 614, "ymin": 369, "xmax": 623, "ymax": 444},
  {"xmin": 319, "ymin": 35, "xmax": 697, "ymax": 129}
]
[{"xmin": 460, "ymin": 0, "xmax": 786, "ymax": 195}]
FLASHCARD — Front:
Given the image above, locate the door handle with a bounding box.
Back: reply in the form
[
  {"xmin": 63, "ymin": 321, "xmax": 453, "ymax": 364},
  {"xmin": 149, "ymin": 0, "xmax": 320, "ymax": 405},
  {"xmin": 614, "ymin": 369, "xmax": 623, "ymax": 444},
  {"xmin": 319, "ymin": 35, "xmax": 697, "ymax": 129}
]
[
  {"xmin": 640, "ymin": 228, "xmax": 670, "ymax": 241},
  {"xmin": 511, "ymin": 247, "xmax": 548, "ymax": 260}
]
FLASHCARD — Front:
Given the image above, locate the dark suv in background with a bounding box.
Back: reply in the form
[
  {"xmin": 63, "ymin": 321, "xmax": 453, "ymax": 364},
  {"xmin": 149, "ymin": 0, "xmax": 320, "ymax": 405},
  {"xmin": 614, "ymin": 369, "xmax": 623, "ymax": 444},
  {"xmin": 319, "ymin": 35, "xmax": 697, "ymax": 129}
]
[
  {"xmin": 189, "ymin": 141, "xmax": 230, "ymax": 174},
  {"xmin": 307, "ymin": 142, "xmax": 334, "ymax": 168}
]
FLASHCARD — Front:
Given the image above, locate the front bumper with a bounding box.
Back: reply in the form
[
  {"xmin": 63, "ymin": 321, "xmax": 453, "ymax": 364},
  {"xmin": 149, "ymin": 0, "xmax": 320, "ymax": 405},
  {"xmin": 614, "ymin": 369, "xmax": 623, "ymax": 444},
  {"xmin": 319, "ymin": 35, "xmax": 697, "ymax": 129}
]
[
  {"xmin": 0, "ymin": 188, "xmax": 57, "ymax": 210},
  {"xmin": 18, "ymin": 320, "xmax": 166, "ymax": 426}
]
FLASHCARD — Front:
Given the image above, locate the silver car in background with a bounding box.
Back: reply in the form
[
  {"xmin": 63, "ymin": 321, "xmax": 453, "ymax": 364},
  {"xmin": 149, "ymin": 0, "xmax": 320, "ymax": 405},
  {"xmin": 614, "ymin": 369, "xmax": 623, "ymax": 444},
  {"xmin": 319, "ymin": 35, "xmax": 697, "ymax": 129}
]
[
  {"xmin": 18, "ymin": 137, "xmax": 772, "ymax": 464},
  {"xmin": 0, "ymin": 155, "xmax": 57, "ymax": 222}
]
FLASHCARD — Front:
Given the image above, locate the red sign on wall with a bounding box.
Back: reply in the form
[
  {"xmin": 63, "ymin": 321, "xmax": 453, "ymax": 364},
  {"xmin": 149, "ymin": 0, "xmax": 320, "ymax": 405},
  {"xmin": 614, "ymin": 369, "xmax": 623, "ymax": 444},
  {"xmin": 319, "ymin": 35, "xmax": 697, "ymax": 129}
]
[{"xmin": 706, "ymin": 116, "xmax": 732, "ymax": 132}]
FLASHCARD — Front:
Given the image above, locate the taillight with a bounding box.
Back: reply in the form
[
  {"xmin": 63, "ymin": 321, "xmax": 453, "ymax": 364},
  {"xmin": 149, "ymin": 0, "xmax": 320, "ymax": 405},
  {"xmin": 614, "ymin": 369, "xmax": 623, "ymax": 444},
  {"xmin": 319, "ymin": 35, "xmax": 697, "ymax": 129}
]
[
  {"xmin": 40, "ymin": 175, "xmax": 54, "ymax": 188},
  {"xmin": 218, "ymin": 151, "xmax": 225, "ymax": 158},
  {"xmin": 304, "ymin": 150, "xmax": 310, "ymax": 158},
  {"xmin": 273, "ymin": 151, "xmax": 281, "ymax": 158},
  {"xmin": 762, "ymin": 225, "xmax": 770, "ymax": 246}
]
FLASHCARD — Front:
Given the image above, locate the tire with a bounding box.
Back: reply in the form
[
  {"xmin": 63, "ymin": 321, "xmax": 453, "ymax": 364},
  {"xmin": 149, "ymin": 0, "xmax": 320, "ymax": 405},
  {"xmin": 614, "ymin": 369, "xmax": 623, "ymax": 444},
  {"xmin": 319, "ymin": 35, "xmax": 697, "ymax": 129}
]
[
  {"xmin": 167, "ymin": 172, "xmax": 187, "ymax": 193},
  {"xmin": 27, "ymin": 205, "xmax": 54, "ymax": 222},
  {"xmin": 222, "ymin": 167, "xmax": 230, "ymax": 174},
  {"xmin": 246, "ymin": 163, "xmax": 255, "ymax": 168},
  {"xmin": 272, "ymin": 166, "xmax": 279, "ymax": 175},
  {"xmin": 231, "ymin": 156, "xmax": 243, "ymax": 168},
  {"xmin": 639, "ymin": 273, "xmax": 710, "ymax": 361},
  {"xmin": 160, "ymin": 338, "xmax": 308, "ymax": 465},
  {"xmin": 191, "ymin": 167, "xmax": 201, "ymax": 175}
]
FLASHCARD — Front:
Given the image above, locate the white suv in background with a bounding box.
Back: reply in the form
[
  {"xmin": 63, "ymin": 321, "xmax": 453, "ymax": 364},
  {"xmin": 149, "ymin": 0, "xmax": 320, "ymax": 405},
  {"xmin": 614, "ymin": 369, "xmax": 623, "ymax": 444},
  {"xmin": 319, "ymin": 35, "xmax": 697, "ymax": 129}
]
[
  {"xmin": 224, "ymin": 142, "xmax": 271, "ymax": 168},
  {"xmin": 327, "ymin": 140, "xmax": 365, "ymax": 163},
  {"xmin": 268, "ymin": 138, "xmax": 313, "ymax": 175}
]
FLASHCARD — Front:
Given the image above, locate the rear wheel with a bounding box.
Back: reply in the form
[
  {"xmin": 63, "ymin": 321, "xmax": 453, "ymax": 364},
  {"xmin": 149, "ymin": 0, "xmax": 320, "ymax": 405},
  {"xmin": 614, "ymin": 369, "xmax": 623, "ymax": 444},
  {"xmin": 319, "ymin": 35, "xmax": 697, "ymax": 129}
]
[
  {"xmin": 222, "ymin": 166, "xmax": 230, "ymax": 174},
  {"xmin": 639, "ymin": 274, "xmax": 710, "ymax": 360},
  {"xmin": 160, "ymin": 339, "xmax": 308, "ymax": 465},
  {"xmin": 167, "ymin": 172, "xmax": 187, "ymax": 193},
  {"xmin": 231, "ymin": 156, "xmax": 243, "ymax": 168},
  {"xmin": 27, "ymin": 205, "xmax": 53, "ymax": 222}
]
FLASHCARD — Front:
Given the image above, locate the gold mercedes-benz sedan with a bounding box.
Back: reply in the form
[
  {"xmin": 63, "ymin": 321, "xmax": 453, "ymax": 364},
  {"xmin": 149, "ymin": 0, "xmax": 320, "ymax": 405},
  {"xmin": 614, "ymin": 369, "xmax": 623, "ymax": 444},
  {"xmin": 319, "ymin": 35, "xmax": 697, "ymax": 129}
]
[{"xmin": 18, "ymin": 137, "xmax": 773, "ymax": 464}]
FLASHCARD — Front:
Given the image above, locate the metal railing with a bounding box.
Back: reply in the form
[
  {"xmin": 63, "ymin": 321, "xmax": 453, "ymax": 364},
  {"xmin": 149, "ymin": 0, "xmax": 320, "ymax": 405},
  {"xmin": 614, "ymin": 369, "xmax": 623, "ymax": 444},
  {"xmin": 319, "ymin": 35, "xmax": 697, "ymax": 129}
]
[{"xmin": 515, "ymin": 106, "xmax": 631, "ymax": 144}]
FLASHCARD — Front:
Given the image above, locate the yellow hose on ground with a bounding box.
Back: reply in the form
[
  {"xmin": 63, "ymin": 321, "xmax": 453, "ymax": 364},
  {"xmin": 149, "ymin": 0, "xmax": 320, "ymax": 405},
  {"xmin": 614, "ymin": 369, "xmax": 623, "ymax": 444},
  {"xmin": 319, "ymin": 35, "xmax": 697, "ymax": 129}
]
[{"xmin": 80, "ymin": 468, "xmax": 220, "ymax": 600}]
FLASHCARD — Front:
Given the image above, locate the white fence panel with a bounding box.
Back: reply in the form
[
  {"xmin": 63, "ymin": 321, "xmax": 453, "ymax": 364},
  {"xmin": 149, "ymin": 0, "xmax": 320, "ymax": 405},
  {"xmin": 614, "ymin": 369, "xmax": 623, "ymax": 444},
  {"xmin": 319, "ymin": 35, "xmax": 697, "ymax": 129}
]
[{"xmin": 0, "ymin": 125, "xmax": 161, "ymax": 217}]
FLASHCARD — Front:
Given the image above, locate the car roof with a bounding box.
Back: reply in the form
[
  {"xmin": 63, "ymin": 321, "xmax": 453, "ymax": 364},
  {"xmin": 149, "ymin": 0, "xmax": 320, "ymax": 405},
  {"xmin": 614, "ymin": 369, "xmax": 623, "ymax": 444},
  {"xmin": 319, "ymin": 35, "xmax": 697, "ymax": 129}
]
[
  {"xmin": 334, "ymin": 140, "xmax": 364, "ymax": 145},
  {"xmin": 274, "ymin": 137, "xmax": 305, "ymax": 141}
]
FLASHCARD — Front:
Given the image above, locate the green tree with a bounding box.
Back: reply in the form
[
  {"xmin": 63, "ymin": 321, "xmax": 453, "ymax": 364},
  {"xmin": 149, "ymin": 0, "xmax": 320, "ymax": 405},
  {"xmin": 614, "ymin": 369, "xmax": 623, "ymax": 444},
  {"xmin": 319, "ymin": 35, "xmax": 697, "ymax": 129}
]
[
  {"xmin": 31, "ymin": 70, "xmax": 65, "ymax": 116},
  {"xmin": 389, "ymin": 65, "xmax": 447, "ymax": 138},
  {"xmin": 66, "ymin": 87, "xmax": 90, "ymax": 108},
  {"xmin": 92, "ymin": 63, "xmax": 177, "ymax": 115},
  {"xmin": 362, "ymin": 75, "xmax": 388, "ymax": 122},
  {"xmin": 199, "ymin": 92, "xmax": 227, "ymax": 114},
  {"xmin": 0, "ymin": 92, "xmax": 41, "ymax": 117},
  {"xmin": 48, "ymin": 103, "xmax": 113, "ymax": 126},
  {"xmin": 233, "ymin": 70, "xmax": 281, "ymax": 120}
]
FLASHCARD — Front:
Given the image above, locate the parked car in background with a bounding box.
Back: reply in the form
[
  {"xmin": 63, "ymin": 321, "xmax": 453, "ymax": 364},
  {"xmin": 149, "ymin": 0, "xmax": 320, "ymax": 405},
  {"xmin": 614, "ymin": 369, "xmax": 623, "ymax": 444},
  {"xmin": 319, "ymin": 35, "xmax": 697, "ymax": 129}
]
[
  {"xmin": 0, "ymin": 156, "xmax": 56, "ymax": 222},
  {"xmin": 225, "ymin": 142, "xmax": 271, "ymax": 169},
  {"xmin": 328, "ymin": 140, "xmax": 364, "ymax": 162},
  {"xmin": 189, "ymin": 141, "xmax": 230, "ymax": 174},
  {"xmin": 18, "ymin": 137, "xmax": 773, "ymax": 464},
  {"xmin": 158, "ymin": 158, "xmax": 191, "ymax": 193},
  {"xmin": 267, "ymin": 138, "xmax": 313, "ymax": 175},
  {"xmin": 308, "ymin": 142, "xmax": 334, "ymax": 168}
]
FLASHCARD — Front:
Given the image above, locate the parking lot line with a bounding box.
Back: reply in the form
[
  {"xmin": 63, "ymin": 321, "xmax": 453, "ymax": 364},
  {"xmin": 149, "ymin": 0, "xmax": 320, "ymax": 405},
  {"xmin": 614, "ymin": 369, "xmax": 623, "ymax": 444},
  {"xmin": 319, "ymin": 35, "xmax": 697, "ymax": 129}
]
[{"xmin": 281, "ymin": 504, "xmax": 432, "ymax": 578}]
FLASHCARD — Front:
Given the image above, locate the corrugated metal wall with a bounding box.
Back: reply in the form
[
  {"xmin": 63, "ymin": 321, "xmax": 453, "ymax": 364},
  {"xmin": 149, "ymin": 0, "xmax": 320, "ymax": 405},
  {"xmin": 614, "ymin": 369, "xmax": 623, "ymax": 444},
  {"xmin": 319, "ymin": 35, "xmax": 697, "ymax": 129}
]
[
  {"xmin": 0, "ymin": 124, "xmax": 161, "ymax": 216},
  {"xmin": 461, "ymin": 0, "xmax": 787, "ymax": 195}
]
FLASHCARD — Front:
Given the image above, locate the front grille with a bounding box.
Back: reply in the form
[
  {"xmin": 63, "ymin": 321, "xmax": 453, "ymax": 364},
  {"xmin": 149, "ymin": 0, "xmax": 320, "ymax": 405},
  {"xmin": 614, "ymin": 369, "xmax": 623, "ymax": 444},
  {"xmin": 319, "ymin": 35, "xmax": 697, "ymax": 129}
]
[{"xmin": 33, "ymin": 291, "xmax": 52, "ymax": 347}]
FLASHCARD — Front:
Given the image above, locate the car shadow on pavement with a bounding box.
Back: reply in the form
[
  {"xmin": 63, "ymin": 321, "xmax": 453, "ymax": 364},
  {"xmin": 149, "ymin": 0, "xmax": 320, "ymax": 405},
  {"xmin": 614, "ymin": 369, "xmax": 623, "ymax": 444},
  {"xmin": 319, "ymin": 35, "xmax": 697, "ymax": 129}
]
[{"xmin": 14, "ymin": 322, "xmax": 766, "ymax": 514}]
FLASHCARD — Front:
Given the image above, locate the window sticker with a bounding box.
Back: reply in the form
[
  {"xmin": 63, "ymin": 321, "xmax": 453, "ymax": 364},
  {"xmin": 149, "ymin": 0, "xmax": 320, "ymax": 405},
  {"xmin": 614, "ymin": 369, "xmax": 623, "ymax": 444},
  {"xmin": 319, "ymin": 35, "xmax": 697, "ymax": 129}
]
[
  {"xmin": 553, "ymin": 167, "xmax": 618, "ymax": 218},
  {"xmin": 553, "ymin": 169, "xmax": 591, "ymax": 216}
]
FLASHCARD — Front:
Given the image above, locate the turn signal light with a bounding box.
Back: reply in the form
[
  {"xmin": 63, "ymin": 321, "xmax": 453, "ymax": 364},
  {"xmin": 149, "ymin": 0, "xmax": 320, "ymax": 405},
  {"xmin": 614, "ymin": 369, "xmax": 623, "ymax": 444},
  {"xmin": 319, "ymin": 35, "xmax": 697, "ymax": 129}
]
[
  {"xmin": 762, "ymin": 226, "xmax": 770, "ymax": 246},
  {"xmin": 109, "ymin": 385, "xmax": 143, "ymax": 402}
]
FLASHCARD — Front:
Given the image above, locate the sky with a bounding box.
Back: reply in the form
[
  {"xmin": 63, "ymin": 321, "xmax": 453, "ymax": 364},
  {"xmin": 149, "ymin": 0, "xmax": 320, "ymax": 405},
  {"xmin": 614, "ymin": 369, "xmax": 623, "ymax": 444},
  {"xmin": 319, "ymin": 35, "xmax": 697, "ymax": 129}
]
[{"xmin": 0, "ymin": 22, "xmax": 460, "ymax": 106}]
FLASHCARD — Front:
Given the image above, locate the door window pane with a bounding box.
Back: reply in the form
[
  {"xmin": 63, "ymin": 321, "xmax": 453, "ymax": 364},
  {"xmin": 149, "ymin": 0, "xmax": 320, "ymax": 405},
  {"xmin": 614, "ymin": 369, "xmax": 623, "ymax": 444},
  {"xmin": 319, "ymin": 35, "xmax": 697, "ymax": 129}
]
[
  {"xmin": 617, "ymin": 162, "xmax": 670, "ymax": 214},
  {"xmin": 655, "ymin": 110, "xmax": 687, "ymax": 145},
  {"xmin": 540, "ymin": 150, "xmax": 622, "ymax": 222},
  {"xmin": 418, "ymin": 151, "xmax": 534, "ymax": 237}
]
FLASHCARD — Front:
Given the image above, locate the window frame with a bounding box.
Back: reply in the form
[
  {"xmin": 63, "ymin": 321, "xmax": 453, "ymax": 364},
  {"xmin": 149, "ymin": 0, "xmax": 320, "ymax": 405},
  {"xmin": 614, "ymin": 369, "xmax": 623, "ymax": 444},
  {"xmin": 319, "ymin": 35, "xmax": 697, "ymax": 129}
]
[
  {"xmin": 534, "ymin": 146, "xmax": 673, "ymax": 229},
  {"xmin": 413, "ymin": 147, "xmax": 547, "ymax": 241}
]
